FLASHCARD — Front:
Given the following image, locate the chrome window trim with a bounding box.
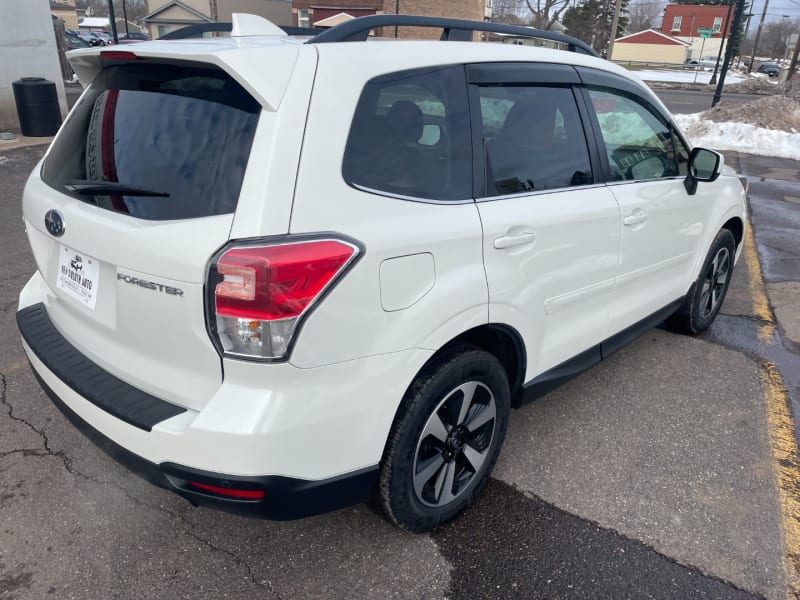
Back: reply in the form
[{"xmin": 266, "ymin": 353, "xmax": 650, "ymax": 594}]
[
  {"xmin": 350, "ymin": 183, "xmax": 474, "ymax": 205},
  {"xmin": 604, "ymin": 176, "xmax": 685, "ymax": 187},
  {"xmin": 476, "ymin": 182, "xmax": 607, "ymax": 202}
]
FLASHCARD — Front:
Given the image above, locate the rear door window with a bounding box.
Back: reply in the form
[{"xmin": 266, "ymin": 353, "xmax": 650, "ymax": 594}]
[
  {"xmin": 42, "ymin": 62, "xmax": 260, "ymax": 220},
  {"xmin": 342, "ymin": 65, "xmax": 472, "ymax": 201},
  {"xmin": 478, "ymin": 85, "xmax": 594, "ymax": 196}
]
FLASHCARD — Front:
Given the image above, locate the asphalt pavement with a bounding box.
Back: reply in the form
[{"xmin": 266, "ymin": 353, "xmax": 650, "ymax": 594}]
[{"xmin": 0, "ymin": 144, "xmax": 797, "ymax": 599}]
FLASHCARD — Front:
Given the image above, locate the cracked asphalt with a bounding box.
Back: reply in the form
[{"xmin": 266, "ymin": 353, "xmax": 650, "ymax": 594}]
[{"xmin": 1, "ymin": 145, "xmax": 797, "ymax": 599}]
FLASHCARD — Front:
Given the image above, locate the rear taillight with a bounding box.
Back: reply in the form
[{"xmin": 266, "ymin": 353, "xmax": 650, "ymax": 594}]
[{"xmin": 207, "ymin": 238, "xmax": 360, "ymax": 360}]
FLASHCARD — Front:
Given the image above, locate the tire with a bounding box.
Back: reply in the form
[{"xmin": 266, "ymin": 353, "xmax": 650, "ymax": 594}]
[
  {"xmin": 665, "ymin": 229, "xmax": 736, "ymax": 335},
  {"xmin": 377, "ymin": 346, "xmax": 511, "ymax": 532}
]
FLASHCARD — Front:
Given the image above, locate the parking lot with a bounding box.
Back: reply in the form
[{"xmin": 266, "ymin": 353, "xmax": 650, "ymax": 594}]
[{"xmin": 1, "ymin": 144, "xmax": 798, "ymax": 599}]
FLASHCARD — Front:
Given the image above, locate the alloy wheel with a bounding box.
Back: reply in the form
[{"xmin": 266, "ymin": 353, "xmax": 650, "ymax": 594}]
[
  {"xmin": 412, "ymin": 381, "xmax": 497, "ymax": 507},
  {"xmin": 699, "ymin": 246, "xmax": 730, "ymax": 318}
]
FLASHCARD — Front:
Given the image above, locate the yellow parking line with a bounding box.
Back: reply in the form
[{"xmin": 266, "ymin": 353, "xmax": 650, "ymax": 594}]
[{"xmin": 744, "ymin": 220, "xmax": 800, "ymax": 597}]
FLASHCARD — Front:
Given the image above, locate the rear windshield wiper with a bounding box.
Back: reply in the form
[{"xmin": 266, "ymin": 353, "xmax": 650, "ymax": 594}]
[{"xmin": 64, "ymin": 180, "xmax": 170, "ymax": 197}]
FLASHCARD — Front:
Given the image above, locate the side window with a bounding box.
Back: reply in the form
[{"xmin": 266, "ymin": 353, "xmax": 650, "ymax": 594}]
[
  {"xmin": 342, "ymin": 65, "xmax": 471, "ymax": 201},
  {"xmin": 478, "ymin": 85, "xmax": 593, "ymax": 196},
  {"xmin": 671, "ymin": 129, "xmax": 690, "ymax": 176},
  {"xmin": 588, "ymin": 89, "xmax": 680, "ymax": 182}
]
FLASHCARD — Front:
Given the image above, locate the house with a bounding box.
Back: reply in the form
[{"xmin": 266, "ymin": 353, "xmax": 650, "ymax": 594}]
[
  {"xmin": 291, "ymin": 0, "xmax": 490, "ymax": 38},
  {"xmin": 50, "ymin": 0, "xmax": 79, "ymax": 29},
  {"xmin": 142, "ymin": 0, "xmax": 291, "ymax": 39},
  {"xmin": 78, "ymin": 16, "xmax": 146, "ymax": 33},
  {"xmin": 610, "ymin": 29, "xmax": 690, "ymax": 64},
  {"xmin": 661, "ymin": 4, "xmax": 730, "ymax": 61}
]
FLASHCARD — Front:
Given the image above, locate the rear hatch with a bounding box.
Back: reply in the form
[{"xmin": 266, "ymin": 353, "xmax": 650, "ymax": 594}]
[{"xmin": 24, "ymin": 58, "xmax": 261, "ymax": 411}]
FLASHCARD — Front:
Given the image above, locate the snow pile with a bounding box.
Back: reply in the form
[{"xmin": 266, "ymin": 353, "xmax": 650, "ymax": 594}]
[
  {"xmin": 675, "ymin": 113, "xmax": 800, "ymax": 160},
  {"xmin": 703, "ymin": 95, "xmax": 800, "ymax": 132},
  {"xmin": 724, "ymin": 78, "xmax": 778, "ymax": 95},
  {"xmin": 634, "ymin": 69, "xmax": 745, "ymax": 85}
]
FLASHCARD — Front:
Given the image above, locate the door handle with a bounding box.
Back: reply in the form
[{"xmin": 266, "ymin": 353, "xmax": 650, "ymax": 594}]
[
  {"xmin": 623, "ymin": 211, "xmax": 648, "ymax": 227},
  {"xmin": 493, "ymin": 232, "xmax": 536, "ymax": 249}
]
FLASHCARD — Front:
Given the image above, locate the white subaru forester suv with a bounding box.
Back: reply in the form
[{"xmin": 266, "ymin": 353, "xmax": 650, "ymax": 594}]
[{"xmin": 17, "ymin": 14, "xmax": 747, "ymax": 532}]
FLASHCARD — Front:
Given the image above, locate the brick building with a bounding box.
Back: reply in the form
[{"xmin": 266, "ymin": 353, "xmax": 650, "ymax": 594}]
[
  {"xmin": 292, "ymin": 0, "xmax": 490, "ymax": 38},
  {"xmin": 661, "ymin": 4, "xmax": 731, "ymax": 61}
]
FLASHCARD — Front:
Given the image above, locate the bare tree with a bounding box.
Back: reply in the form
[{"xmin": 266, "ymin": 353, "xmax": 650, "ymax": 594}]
[
  {"xmin": 626, "ymin": 0, "xmax": 663, "ymax": 33},
  {"xmin": 525, "ymin": 0, "xmax": 572, "ymax": 29},
  {"xmin": 77, "ymin": 0, "xmax": 149, "ymax": 21},
  {"xmin": 758, "ymin": 17, "xmax": 800, "ymax": 59},
  {"xmin": 491, "ymin": 0, "xmax": 530, "ymax": 24},
  {"xmin": 491, "ymin": 0, "xmax": 572, "ymax": 30}
]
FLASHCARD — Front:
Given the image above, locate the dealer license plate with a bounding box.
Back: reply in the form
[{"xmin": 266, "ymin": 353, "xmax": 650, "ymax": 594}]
[{"xmin": 56, "ymin": 246, "xmax": 100, "ymax": 310}]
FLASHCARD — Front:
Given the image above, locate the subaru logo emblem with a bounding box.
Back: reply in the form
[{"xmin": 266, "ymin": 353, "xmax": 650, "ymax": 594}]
[{"xmin": 44, "ymin": 210, "xmax": 65, "ymax": 237}]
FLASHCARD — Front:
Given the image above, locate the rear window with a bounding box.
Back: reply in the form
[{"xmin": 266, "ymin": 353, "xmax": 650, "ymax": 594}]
[{"xmin": 42, "ymin": 62, "xmax": 260, "ymax": 220}]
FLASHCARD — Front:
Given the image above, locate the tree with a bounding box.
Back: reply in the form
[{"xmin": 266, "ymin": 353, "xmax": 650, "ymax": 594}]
[
  {"xmin": 76, "ymin": 0, "xmax": 149, "ymax": 22},
  {"xmin": 563, "ymin": 0, "xmax": 629, "ymax": 52},
  {"xmin": 490, "ymin": 0, "xmax": 572, "ymax": 30},
  {"xmin": 758, "ymin": 18, "xmax": 800, "ymax": 59},
  {"xmin": 626, "ymin": 0, "xmax": 662, "ymax": 33},
  {"xmin": 524, "ymin": 0, "xmax": 573, "ymax": 30}
]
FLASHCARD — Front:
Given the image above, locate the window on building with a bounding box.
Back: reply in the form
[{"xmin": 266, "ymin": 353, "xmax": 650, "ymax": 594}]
[
  {"xmin": 298, "ymin": 9, "xmax": 310, "ymax": 28},
  {"xmin": 671, "ymin": 15, "xmax": 682, "ymax": 31},
  {"xmin": 157, "ymin": 24, "xmax": 171, "ymax": 38},
  {"xmin": 712, "ymin": 16, "xmax": 723, "ymax": 32}
]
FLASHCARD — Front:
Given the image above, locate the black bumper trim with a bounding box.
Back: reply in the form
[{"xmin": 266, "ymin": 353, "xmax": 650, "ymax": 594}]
[
  {"xmin": 29, "ymin": 364, "xmax": 379, "ymax": 520},
  {"xmin": 17, "ymin": 303, "xmax": 186, "ymax": 431}
]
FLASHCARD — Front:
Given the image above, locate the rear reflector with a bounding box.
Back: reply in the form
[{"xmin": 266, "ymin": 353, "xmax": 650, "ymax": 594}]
[
  {"xmin": 208, "ymin": 238, "xmax": 360, "ymax": 360},
  {"xmin": 188, "ymin": 481, "xmax": 265, "ymax": 500},
  {"xmin": 100, "ymin": 50, "xmax": 138, "ymax": 60}
]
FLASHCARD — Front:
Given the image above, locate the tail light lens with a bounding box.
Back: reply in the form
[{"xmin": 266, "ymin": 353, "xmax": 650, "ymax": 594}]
[{"xmin": 208, "ymin": 238, "xmax": 359, "ymax": 360}]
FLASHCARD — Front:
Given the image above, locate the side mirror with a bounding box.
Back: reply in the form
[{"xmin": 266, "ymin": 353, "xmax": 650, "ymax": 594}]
[{"xmin": 684, "ymin": 147, "xmax": 723, "ymax": 195}]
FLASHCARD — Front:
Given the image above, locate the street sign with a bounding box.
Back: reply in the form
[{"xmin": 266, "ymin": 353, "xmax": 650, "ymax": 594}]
[
  {"xmin": 698, "ymin": 27, "xmax": 716, "ymax": 38},
  {"xmin": 700, "ymin": 32, "xmax": 712, "ymax": 38}
]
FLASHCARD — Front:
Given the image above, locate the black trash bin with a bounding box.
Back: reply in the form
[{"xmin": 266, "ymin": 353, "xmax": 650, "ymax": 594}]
[{"xmin": 12, "ymin": 77, "xmax": 62, "ymax": 137}]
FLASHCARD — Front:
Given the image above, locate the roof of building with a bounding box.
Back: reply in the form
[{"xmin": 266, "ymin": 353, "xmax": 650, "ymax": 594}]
[
  {"xmin": 615, "ymin": 28, "xmax": 690, "ymax": 46},
  {"xmin": 78, "ymin": 17, "xmax": 110, "ymax": 27},
  {"xmin": 313, "ymin": 12, "xmax": 356, "ymax": 27},
  {"xmin": 50, "ymin": 1, "xmax": 76, "ymax": 10},
  {"xmin": 141, "ymin": 0, "xmax": 214, "ymax": 23}
]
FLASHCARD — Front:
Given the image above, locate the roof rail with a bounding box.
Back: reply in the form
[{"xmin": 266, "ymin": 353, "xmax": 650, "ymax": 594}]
[
  {"xmin": 159, "ymin": 22, "xmax": 323, "ymax": 40},
  {"xmin": 304, "ymin": 14, "xmax": 600, "ymax": 57}
]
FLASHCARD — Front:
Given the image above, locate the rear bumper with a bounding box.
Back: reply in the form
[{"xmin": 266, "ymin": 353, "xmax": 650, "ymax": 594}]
[
  {"xmin": 19, "ymin": 302, "xmax": 379, "ymax": 519},
  {"xmin": 34, "ymin": 367, "xmax": 377, "ymax": 518}
]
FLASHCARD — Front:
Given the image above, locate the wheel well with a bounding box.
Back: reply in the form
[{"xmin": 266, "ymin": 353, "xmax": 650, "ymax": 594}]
[
  {"xmin": 722, "ymin": 217, "xmax": 743, "ymax": 249},
  {"xmin": 440, "ymin": 324, "xmax": 526, "ymax": 403}
]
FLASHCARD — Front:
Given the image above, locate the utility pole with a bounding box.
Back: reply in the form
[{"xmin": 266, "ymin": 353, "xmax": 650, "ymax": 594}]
[
  {"xmin": 121, "ymin": 0, "xmax": 130, "ymax": 36},
  {"xmin": 709, "ymin": 0, "xmax": 734, "ymax": 85},
  {"xmin": 789, "ymin": 32, "xmax": 800, "ymax": 81},
  {"xmin": 607, "ymin": 0, "xmax": 623, "ymax": 59},
  {"xmin": 736, "ymin": 12, "xmax": 754, "ymax": 68},
  {"xmin": 107, "ymin": 0, "xmax": 118, "ymax": 44},
  {"xmin": 712, "ymin": 0, "xmax": 746, "ymax": 106},
  {"xmin": 747, "ymin": 0, "xmax": 769, "ymax": 73}
]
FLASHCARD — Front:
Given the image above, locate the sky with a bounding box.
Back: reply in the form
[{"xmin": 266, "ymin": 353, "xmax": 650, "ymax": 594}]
[{"xmin": 747, "ymin": 0, "xmax": 800, "ymax": 23}]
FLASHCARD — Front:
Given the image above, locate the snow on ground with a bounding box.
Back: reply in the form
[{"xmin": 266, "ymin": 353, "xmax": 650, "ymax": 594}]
[
  {"xmin": 634, "ymin": 69, "xmax": 745, "ymax": 85},
  {"xmin": 674, "ymin": 113, "xmax": 800, "ymax": 161}
]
